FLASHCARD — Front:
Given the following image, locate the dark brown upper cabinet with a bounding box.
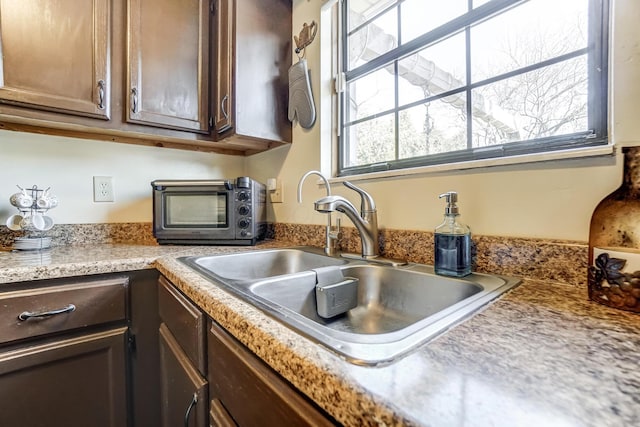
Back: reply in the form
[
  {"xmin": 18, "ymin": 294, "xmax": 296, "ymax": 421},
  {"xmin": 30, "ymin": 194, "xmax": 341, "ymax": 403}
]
[
  {"xmin": 0, "ymin": 0, "xmax": 291, "ymax": 155},
  {"xmin": 213, "ymin": 0, "xmax": 234, "ymax": 134},
  {"xmin": 127, "ymin": 0, "xmax": 210, "ymax": 132},
  {"xmin": 0, "ymin": 0, "xmax": 111, "ymax": 119},
  {"xmin": 213, "ymin": 0, "xmax": 292, "ymax": 151}
]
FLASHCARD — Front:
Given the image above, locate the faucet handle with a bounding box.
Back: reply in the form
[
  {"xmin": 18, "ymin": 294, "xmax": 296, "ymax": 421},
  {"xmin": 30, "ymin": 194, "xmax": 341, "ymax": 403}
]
[{"xmin": 343, "ymin": 181, "xmax": 376, "ymax": 214}]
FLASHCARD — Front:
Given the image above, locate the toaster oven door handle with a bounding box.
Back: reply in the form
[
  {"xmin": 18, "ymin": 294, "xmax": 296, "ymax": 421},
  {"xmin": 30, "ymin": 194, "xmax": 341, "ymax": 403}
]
[{"xmin": 152, "ymin": 180, "xmax": 233, "ymax": 189}]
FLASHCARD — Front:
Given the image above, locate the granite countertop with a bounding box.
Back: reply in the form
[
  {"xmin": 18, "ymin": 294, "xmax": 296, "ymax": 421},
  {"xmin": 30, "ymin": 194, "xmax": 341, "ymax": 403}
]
[{"xmin": 1, "ymin": 243, "xmax": 638, "ymax": 426}]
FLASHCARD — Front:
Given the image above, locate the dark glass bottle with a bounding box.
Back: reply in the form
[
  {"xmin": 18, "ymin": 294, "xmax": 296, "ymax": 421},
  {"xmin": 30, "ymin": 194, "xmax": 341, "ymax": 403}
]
[{"xmin": 588, "ymin": 146, "xmax": 640, "ymax": 312}]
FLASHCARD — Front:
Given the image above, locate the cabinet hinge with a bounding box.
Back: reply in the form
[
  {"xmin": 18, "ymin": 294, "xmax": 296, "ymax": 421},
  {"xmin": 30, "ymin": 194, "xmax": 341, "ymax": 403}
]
[
  {"xmin": 128, "ymin": 334, "xmax": 137, "ymax": 353},
  {"xmin": 210, "ymin": 0, "xmax": 216, "ymax": 14},
  {"xmin": 209, "ymin": 116, "xmax": 214, "ymax": 128}
]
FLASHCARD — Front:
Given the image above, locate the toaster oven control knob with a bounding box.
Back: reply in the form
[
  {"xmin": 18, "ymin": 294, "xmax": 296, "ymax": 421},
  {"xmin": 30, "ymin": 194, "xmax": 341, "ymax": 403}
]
[
  {"xmin": 237, "ymin": 191, "xmax": 250, "ymax": 202},
  {"xmin": 237, "ymin": 218, "xmax": 250, "ymax": 229},
  {"xmin": 238, "ymin": 205, "xmax": 251, "ymax": 216}
]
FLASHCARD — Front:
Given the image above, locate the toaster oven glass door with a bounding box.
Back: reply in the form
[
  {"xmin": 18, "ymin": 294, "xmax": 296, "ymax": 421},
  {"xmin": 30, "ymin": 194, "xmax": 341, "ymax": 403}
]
[{"xmin": 164, "ymin": 193, "xmax": 228, "ymax": 227}]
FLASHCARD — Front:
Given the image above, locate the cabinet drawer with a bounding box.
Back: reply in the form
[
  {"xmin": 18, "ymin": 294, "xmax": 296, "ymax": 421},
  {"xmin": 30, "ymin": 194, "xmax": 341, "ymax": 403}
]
[
  {"xmin": 158, "ymin": 276, "xmax": 206, "ymax": 374},
  {"xmin": 0, "ymin": 277, "xmax": 128, "ymax": 345}
]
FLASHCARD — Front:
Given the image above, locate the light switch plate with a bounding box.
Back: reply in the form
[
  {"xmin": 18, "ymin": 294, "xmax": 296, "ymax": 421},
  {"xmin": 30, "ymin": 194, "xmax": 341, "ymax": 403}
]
[{"xmin": 269, "ymin": 180, "xmax": 283, "ymax": 203}]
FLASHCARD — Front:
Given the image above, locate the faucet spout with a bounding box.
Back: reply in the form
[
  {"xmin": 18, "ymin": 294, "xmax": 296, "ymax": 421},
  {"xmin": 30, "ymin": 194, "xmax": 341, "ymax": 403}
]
[
  {"xmin": 314, "ymin": 195, "xmax": 379, "ymax": 258},
  {"xmin": 297, "ymin": 170, "xmax": 331, "ymax": 202}
]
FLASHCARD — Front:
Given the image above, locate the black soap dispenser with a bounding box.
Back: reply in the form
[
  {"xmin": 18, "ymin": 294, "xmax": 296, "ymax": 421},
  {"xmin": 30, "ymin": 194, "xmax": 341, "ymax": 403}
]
[{"xmin": 434, "ymin": 191, "xmax": 471, "ymax": 277}]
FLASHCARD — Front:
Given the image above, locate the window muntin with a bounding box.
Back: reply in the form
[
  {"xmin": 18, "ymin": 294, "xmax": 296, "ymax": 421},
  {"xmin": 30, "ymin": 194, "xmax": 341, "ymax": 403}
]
[{"xmin": 338, "ymin": 0, "xmax": 608, "ymax": 176}]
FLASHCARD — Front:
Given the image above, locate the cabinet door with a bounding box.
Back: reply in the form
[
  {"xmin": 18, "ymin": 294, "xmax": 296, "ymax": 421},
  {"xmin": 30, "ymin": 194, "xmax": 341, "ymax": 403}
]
[
  {"xmin": 0, "ymin": 327, "xmax": 127, "ymax": 427},
  {"xmin": 214, "ymin": 0, "xmax": 234, "ymax": 134},
  {"xmin": 159, "ymin": 323, "xmax": 208, "ymax": 427},
  {"xmin": 209, "ymin": 398, "xmax": 237, "ymax": 427},
  {"xmin": 233, "ymin": 0, "xmax": 291, "ymax": 143},
  {"xmin": 208, "ymin": 321, "xmax": 336, "ymax": 426},
  {"xmin": 158, "ymin": 276, "xmax": 206, "ymax": 374},
  {"xmin": 0, "ymin": 0, "xmax": 110, "ymax": 119},
  {"xmin": 127, "ymin": 0, "xmax": 210, "ymax": 132}
]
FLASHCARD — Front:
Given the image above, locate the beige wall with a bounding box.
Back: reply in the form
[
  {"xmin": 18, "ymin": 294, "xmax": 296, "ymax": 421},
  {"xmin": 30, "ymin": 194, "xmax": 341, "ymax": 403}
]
[
  {"xmin": 248, "ymin": 0, "xmax": 640, "ymax": 242},
  {"xmin": 0, "ymin": 131, "xmax": 245, "ymax": 224},
  {"xmin": 1, "ymin": 0, "xmax": 638, "ymax": 243}
]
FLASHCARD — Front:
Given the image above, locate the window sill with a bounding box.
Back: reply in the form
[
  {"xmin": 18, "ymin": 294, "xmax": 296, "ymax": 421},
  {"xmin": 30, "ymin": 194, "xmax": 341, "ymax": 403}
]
[{"xmin": 330, "ymin": 144, "xmax": 615, "ymax": 183}]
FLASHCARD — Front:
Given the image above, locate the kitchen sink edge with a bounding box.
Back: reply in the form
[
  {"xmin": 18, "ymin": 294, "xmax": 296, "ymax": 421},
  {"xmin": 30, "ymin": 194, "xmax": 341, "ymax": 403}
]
[{"xmin": 178, "ymin": 246, "xmax": 522, "ymax": 366}]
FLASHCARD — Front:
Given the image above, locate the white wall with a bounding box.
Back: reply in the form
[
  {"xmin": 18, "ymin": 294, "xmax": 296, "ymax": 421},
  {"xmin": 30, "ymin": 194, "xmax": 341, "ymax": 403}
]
[
  {"xmin": 0, "ymin": 131, "xmax": 245, "ymax": 224},
  {"xmin": 247, "ymin": 0, "xmax": 640, "ymax": 242}
]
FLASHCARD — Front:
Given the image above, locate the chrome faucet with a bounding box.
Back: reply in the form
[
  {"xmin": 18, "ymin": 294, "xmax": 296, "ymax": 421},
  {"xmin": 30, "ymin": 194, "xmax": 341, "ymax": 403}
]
[
  {"xmin": 314, "ymin": 181, "xmax": 379, "ymax": 259},
  {"xmin": 297, "ymin": 171, "xmax": 341, "ymax": 256}
]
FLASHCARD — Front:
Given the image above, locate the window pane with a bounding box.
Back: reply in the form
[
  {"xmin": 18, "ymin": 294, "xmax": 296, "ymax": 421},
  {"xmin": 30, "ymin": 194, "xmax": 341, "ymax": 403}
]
[
  {"xmin": 347, "ymin": 67, "xmax": 395, "ymax": 122},
  {"xmin": 348, "ymin": 6, "xmax": 397, "ymax": 70},
  {"xmin": 399, "ymin": 96, "xmax": 467, "ymax": 158},
  {"xmin": 400, "ymin": 0, "xmax": 467, "ymax": 45},
  {"xmin": 471, "ymin": 56, "xmax": 588, "ymax": 147},
  {"xmin": 471, "ymin": 0, "xmax": 588, "ymax": 82},
  {"xmin": 345, "ymin": 114, "xmax": 396, "ymax": 167},
  {"xmin": 398, "ymin": 33, "xmax": 466, "ymax": 107},
  {"xmin": 348, "ymin": 0, "xmax": 396, "ymax": 32},
  {"xmin": 339, "ymin": 0, "xmax": 607, "ymax": 176}
]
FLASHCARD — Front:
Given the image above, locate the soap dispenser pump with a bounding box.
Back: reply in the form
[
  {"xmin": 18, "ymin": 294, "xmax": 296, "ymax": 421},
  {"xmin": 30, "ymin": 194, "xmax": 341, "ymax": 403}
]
[{"xmin": 434, "ymin": 191, "xmax": 471, "ymax": 277}]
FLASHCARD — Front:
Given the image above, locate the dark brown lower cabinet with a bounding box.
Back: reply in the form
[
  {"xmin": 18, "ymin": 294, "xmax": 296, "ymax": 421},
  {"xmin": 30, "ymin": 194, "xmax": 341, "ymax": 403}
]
[
  {"xmin": 0, "ymin": 270, "xmax": 161, "ymax": 427},
  {"xmin": 159, "ymin": 323, "xmax": 208, "ymax": 427},
  {"xmin": 0, "ymin": 327, "xmax": 128, "ymax": 427},
  {"xmin": 0, "ymin": 269, "xmax": 341, "ymax": 427},
  {"xmin": 207, "ymin": 320, "xmax": 338, "ymax": 426},
  {"xmin": 209, "ymin": 397, "xmax": 237, "ymax": 427},
  {"xmin": 156, "ymin": 274, "xmax": 337, "ymax": 426},
  {"xmin": 157, "ymin": 273, "xmax": 208, "ymax": 427}
]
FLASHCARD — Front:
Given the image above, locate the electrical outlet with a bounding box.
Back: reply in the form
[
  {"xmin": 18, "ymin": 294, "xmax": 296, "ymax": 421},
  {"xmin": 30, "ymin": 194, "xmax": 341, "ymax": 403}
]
[{"xmin": 93, "ymin": 176, "xmax": 114, "ymax": 202}]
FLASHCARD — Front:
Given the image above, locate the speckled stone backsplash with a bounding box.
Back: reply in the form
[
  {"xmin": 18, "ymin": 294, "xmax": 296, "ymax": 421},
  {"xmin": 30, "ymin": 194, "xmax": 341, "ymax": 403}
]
[
  {"xmin": 273, "ymin": 223, "xmax": 588, "ymax": 287},
  {"xmin": 0, "ymin": 223, "xmax": 157, "ymax": 248},
  {"xmin": 0, "ymin": 222, "xmax": 587, "ymax": 287}
]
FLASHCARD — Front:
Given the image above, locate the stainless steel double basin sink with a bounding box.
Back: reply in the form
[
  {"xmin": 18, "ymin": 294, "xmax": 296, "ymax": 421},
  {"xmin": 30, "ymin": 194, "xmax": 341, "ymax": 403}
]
[{"xmin": 180, "ymin": 247, "xmax": 520, "ymax": 365}]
